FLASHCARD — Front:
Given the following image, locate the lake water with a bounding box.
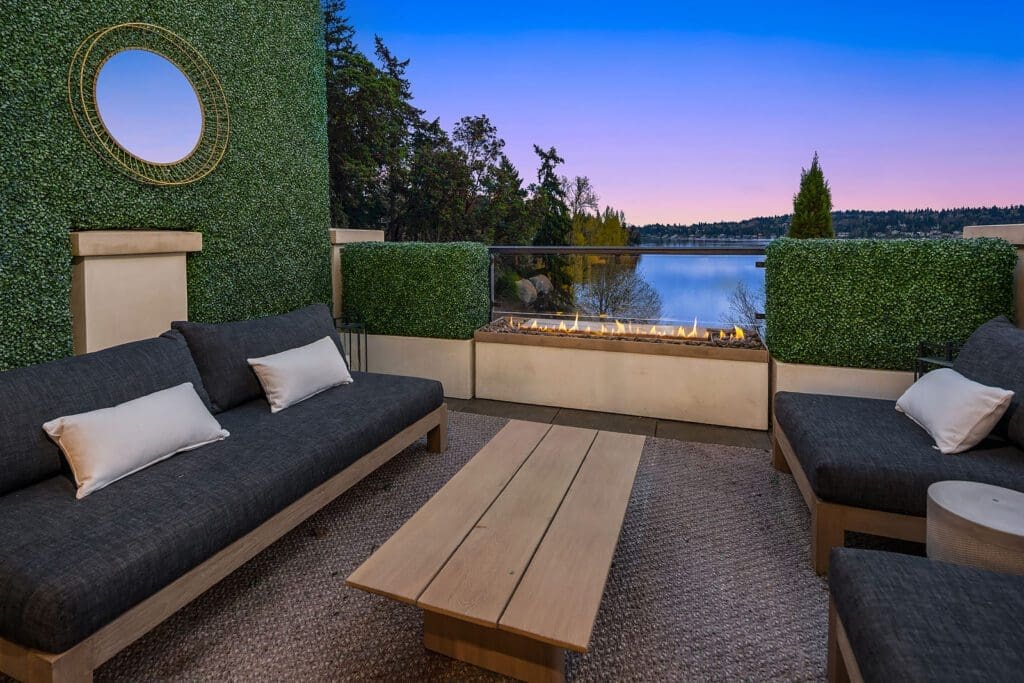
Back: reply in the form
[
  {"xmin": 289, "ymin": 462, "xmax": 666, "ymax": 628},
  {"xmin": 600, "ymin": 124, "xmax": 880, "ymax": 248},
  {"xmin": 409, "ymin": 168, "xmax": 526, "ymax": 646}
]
[{"xmin": 636, "ymin": 240, "xmax": 768, "ymax": 326}]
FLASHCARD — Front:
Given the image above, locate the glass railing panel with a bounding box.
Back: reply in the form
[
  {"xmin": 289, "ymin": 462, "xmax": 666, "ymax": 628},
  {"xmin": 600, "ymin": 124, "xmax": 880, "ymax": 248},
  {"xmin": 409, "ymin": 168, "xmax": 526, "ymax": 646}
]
[{"xmin": 489, "ymin": 246, "xmax": 766, "ymax": 336}]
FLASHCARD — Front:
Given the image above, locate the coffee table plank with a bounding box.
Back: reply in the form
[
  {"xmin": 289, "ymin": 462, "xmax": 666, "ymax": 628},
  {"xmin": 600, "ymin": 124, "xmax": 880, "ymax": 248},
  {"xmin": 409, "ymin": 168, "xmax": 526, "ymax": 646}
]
[
  {"xmin": 418, "ymin": 425, "xmax": 598, "ymax": 627},
  {"xmin": 499, "ymin": 431, "xmax": 645, "ymax": 652},
  {"xmin": 347, "ymin": 420, "xmax": 552, "ymax": 603}
]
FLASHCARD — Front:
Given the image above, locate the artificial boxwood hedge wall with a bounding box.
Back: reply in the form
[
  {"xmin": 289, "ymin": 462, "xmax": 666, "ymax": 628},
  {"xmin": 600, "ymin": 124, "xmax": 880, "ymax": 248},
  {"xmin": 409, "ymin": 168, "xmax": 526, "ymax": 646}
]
[
  {"xmin": 765, "ymin": 238, "xmax": 1016, "ymax": 370},
  {"xmin": 0, "ymin": 1, "xmax": 330, "ymax": 370},
  {"xmin": 343, "ymin": 242, "xmax": 490, "ymax": 340}
]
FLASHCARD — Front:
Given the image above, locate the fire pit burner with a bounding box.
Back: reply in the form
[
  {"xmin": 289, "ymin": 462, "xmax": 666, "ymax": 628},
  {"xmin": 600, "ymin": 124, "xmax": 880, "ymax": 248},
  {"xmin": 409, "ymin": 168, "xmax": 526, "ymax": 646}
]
[{"xmin": 480, "ymin": 316, "xmax": 765, "ymax": 350}]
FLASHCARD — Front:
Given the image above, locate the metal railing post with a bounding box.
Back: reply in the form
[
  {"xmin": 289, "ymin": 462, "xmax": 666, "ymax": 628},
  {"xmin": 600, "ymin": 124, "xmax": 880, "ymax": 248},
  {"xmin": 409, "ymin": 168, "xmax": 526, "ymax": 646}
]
[{"xmin": 489, "ymin": 253, "xmax": 496, "ymax": 322}]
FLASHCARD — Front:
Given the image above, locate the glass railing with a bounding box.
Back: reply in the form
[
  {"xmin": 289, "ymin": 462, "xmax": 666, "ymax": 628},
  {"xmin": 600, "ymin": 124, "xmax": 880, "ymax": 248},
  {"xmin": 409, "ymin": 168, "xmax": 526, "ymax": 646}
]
[{"xmin": 487, "ymin": 245, "xmax": 767, "ymax": 334}]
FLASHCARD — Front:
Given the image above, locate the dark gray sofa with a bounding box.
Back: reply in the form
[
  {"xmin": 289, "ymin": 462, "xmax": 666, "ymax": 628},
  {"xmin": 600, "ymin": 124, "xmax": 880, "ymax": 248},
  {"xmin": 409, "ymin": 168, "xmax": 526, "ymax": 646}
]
[
  {"xmin": 0, "ymin": 304, "xmax": 446, "ymax": 682},
  {"xmin": 828, "ymin": 548, "xmax": 1024, "ymax": 682},
  {"xmin": 772, "ymin": 316, "xmax": 1024, "ymax": 574}
]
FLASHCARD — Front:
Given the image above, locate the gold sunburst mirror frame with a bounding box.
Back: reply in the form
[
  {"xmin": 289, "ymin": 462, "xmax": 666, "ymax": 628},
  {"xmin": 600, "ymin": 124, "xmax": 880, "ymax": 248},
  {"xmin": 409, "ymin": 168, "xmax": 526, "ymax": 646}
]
[{"xmin": 68, "ymin": 23, "xmax": 230, "ymax": 186}]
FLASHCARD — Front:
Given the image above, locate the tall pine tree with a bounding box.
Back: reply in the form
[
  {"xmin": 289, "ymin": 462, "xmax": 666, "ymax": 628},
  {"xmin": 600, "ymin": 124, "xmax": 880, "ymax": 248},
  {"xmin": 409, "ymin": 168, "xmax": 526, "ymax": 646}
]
[
  {"xmin": 321, "ymin": 1, "xmax": 614, "ymax": 246},
  {"xmin": 485, "ymin": 157, "xmax": 532, "ymax": 245},
  {"xmin": 529, "ymin": 146, "xmax": 571, "ymax": 246},
  {"xmin": 789, "ymin": 152, "xmax": 834, "ymax": 238},
  {"xmin": 323, "ymin": 1, "xmax": 422, "ymax": 235}
]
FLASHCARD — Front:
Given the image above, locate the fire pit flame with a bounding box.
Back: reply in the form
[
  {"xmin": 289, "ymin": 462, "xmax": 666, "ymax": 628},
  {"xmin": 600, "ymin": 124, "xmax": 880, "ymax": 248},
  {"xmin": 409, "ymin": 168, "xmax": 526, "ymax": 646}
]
[{"xmin": 508, "ymin": 315, "xmax": 751, "ymax": 343}]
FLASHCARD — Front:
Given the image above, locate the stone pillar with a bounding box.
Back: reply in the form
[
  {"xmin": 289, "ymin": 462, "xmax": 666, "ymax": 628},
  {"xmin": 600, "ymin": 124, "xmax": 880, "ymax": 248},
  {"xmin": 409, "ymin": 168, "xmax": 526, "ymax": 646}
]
[
  {"xmin": 963, "ymin": 224, "xmax": 1024, "ymax": 328},
  {"xmin": 70, "ymin": 230, "xmax": 202, "ymax": 354},
  {"xmin": 329, "ymin": 228, "xmax": 385, "ymax": 319}
]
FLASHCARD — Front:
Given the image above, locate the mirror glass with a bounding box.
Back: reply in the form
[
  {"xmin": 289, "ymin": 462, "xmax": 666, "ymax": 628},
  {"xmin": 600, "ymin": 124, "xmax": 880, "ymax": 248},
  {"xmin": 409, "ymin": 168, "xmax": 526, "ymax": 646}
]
[{"xmin": 94, "ymin": 49, "xmax": 203, "ymax": 164}]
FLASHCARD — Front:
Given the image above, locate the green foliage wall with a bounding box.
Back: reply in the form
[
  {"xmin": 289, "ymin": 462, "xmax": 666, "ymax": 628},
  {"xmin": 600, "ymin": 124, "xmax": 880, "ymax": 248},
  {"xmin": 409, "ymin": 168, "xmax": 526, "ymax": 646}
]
[
  {"xmin": 0, "ymin": 1, "xmax": 330, "ymax": 370},
  {"xmin": 342, "ymin": 242, "xmax": 490, "ymax": 339},
  {"xmin": 765, "ymin": 238, "xmax": 1016, "ymax": 370}
]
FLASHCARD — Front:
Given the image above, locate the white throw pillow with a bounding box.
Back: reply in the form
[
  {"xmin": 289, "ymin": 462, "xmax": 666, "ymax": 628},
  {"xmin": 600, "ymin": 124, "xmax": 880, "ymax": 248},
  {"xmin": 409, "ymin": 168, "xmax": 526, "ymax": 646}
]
[
  {"xmin": 43, "ymin": 383, "xmax": 229, "ymax": 499},
  {"xmin": 247, "ymin": 335, "xmax": 353, "ymax": 413},
  {"xmin": 896, "ymin": 368, "xmax": 1013, "ymax": 454}
]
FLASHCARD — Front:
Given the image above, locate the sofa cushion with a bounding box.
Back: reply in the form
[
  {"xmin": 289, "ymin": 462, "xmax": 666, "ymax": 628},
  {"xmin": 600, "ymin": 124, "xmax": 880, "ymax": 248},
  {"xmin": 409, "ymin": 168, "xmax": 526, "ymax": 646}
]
[
  {"xmin": 954, "ymin": 316, "xmax": 1024, "ymax": 448},
  {"xmin": 895, "ymin": 368, "xmax": 1013, "ymax": 454},
  {"xmin": 173, "ymin": 304, "xmax": 345, "ymax": 413},
  {"xmin": 0, "ymin": 330, "xmax": 211, "ymax": 497},
  {"xmin": 248, "ymin": 336, "xmax": 353, "ymax": 413},
  {"xmin": 830, "ymin": 548, "xmax": 1024, "ymax": 682},
  {"xmin": 44, "ymin": 383, "xmax": 230, "ymax": 499},
  {"xmin": 774, "ymin": 391, "xmax": 1024, "ymax": 516},
  {"xmin": 0, "ymin": 372, "xmax": 442, "ymax": 652}
]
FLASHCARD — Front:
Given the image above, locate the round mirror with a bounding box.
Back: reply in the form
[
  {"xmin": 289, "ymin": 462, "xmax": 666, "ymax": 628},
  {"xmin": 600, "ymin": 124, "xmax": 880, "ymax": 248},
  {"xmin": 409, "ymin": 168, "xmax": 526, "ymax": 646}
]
[{"xmin": 94, "ymin": 49, "xmax": 203, "ymax": 165}]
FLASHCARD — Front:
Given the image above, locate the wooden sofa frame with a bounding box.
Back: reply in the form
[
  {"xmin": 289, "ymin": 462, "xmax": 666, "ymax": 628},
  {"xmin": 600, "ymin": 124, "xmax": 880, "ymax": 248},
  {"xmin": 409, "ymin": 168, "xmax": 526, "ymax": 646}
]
[
  {"xmin": 771, "ymin": 414, "xmax": 925, "ymax": 575},
  {"xmin": 0, "ymin": 404, "xmax": 448, "ymax": 683},
  {"xmin": 827, "ymin": 599, "xmax": 863, "ymax": 683}
]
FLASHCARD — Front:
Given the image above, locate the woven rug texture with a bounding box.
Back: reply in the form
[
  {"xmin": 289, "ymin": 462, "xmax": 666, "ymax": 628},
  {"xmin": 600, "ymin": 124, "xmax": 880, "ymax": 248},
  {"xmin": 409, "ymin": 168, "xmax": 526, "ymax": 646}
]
[{"xmin": 15, "ymin": 411, "xmax": 831, "ymax": 681}]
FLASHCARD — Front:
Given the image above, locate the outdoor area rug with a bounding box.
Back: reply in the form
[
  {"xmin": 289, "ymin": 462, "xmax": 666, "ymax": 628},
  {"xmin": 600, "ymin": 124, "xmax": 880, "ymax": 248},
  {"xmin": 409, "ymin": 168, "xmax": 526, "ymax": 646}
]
[{"xmin": 86, "ymin": 411, "xmax": 829, "ymax": 681}]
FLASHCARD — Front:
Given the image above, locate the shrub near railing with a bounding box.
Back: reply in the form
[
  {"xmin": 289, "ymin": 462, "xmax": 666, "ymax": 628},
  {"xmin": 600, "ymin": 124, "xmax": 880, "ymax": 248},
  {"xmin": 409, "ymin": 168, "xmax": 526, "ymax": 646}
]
[
  {"xmin": 342, "ymin": 242, "xmax": 490, "ymax": 340},
  {"xmin": 765, "ymin": 238, "xmax": 1016, "ymax": 370}
]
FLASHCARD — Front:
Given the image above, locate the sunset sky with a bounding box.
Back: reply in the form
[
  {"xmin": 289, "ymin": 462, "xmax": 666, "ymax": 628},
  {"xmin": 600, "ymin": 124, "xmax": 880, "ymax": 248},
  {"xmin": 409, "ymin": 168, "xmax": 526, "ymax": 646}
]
[{"xmin": 345, "ymin": 1, "xmax": 1024, "ymax": 225}]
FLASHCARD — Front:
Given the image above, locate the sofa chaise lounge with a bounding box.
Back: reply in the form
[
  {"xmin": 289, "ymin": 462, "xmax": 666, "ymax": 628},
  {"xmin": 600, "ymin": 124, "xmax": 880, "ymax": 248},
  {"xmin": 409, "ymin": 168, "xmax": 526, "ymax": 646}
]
[
  {"xmin": 0, "ymin": 305, "xmax": 447, "ymax": 683},
  {"xmin": 827, "ymin": 548, "xmax": 1024, "ymax": 682},
  {"xmin": 772, "ymin": 316, "xmax": 1024, "ymax": 574}
]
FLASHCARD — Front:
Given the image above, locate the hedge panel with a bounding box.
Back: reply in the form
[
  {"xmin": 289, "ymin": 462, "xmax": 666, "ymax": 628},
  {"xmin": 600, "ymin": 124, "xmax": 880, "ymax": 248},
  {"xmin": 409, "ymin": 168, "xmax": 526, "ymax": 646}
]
[
  {"xmin": 0, "ymin": 1, "xmax": 330, "ymax": 370},
  {"xmin": 343, "ymin": 242, "xmax": 490, "ymax": 340},
  {"xmin": 765, "ymin": 238, "xmax": 1016, "ymax": 370}
]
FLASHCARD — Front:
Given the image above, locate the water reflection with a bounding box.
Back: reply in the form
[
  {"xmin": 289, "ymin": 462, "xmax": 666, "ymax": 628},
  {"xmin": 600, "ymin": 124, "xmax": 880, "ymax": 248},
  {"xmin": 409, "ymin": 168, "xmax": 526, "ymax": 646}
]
[
  {"xmin": 574, "ymin": 261, "xmax": 662, "ymax": 320},
  {"xmin": 636, "ymin": 241, "xmax": 766, "ymax": 326}
]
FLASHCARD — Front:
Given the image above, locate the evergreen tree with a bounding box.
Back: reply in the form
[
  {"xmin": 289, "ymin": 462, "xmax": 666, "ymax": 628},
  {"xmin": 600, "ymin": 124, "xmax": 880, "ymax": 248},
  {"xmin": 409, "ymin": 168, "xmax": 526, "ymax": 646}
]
[
  {"xmin": 322, "ymin": 1, "xmax": 421, "ymax": 235},
  {"xmin": 321, "ymin": 1, "xmax": 614, "ymax": 246},
  {"xmin": 403, "ymin": 119, "xmax": 473, "ymax": 242},
  {"xmin": 485, "ymin": 156, "xmax": 532, "ymax": 245},
  {"xmin": 789, "ymin": 152, "xmax": 834, "ymax": 238},
  {"xmin": 529, "ymin": 146, "xmax": 571, "ymax": 246}
]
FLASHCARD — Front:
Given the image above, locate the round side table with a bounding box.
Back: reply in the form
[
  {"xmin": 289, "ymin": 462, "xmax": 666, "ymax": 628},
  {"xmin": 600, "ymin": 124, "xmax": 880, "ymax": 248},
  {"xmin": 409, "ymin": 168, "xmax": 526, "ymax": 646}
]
[{"xmin": 927, "ymin": 481, "xmax": 1024, "ymax": 574}]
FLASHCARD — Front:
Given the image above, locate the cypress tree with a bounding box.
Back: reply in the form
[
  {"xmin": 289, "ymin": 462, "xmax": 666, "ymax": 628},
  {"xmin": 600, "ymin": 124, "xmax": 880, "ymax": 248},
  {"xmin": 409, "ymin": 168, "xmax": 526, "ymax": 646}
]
[{"xmin": 789, "ymin": 152, "xmax": 834, "ymax": 238}]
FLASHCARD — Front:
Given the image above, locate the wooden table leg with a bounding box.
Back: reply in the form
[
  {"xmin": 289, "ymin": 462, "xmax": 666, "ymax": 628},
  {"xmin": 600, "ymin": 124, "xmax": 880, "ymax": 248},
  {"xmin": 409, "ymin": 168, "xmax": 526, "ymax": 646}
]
[{"xmin": 423, "ymin": 611, "xmax": 565, "ymax": 683}]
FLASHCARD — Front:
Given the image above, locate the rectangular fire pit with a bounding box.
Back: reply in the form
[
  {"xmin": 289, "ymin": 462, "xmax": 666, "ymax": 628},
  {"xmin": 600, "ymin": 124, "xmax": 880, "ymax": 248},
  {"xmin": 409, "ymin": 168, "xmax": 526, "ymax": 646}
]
[{"xmin": 474, "ymin": 317, "xmax": 769, "ymax": 429}]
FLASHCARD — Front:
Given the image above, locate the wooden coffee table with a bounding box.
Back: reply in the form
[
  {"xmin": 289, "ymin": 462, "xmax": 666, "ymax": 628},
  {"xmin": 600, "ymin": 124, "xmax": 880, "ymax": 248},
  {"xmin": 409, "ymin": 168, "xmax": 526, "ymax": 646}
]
[{"xmin": 347, "ymin": 420, "xmax": 644, "ymax": 682}]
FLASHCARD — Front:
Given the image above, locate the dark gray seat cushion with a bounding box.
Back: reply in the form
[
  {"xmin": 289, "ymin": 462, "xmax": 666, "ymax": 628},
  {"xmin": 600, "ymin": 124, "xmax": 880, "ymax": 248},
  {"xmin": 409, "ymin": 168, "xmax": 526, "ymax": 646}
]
[
  {"xmin": 0, "ymin": 330, "xmax": 210, "ymax": 497},
  {"xmin": 173, "ymin": 304, "xmax": 345, "ymax": 413},
  {"xmin": 0, "ymin": 372, "xmax": 442, "ymax": 652},
  {"xmin": 954, "ymin": 316, "xmax": 1024, "ymax": 448},
  {"xmin": 774, "ymin": 391, "xmax": 1024, "ymax": 516},
  {"xmin": 830, "ymin": 548, "xmax": 1024, "ymax": 682}
]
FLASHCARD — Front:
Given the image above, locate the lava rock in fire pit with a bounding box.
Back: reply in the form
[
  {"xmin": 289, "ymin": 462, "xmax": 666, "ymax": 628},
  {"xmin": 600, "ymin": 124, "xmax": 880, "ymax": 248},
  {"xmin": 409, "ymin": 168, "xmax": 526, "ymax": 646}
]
[
  {"xmin": 529, "ymin": 274, "xmax": 553, "ymax": 296},
  {"xmin": 516, "ymin": 278, "xmax": 538, "ymax": 304}
]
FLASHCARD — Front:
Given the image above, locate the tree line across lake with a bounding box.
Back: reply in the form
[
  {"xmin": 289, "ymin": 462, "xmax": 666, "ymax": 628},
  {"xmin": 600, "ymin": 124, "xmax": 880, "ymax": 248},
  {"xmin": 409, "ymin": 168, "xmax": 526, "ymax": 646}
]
[{"xmin": 636, "ymin": 206, "xmax": 1024, "ymax": 243}]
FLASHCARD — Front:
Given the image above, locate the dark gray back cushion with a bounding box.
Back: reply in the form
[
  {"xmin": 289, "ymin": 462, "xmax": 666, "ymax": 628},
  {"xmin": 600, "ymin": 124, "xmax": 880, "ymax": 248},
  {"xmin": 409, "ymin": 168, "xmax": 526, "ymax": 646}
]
[
  {"xmin": 172, "ymin": 304, "xmax": 343, "ymax": 413},
  {"xmin": 0, "ymin": 330, "xmax": 210, "ymax": 497},
  {"xmin": 954, "ymin": 316, "xmax": 1024, "ymax": 447}
]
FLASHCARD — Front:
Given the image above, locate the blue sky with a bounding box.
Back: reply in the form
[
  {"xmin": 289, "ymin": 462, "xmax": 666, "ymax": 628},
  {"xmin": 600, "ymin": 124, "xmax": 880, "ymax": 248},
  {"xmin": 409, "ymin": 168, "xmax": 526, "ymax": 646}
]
[
  {"xmin": 343, "ymin": 1, "xmax": 1024, "ymax": 223},
  {"xmin": 346, "ymin": 2, "xmax": 1024, "ymax": 59}
]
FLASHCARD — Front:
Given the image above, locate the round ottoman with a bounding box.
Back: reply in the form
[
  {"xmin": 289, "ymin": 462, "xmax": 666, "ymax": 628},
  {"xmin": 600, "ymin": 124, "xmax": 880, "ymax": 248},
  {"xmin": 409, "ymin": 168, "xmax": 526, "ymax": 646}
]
[{"xmin": 927, "ymin": 481, "xmax": 1024, "ymax": 574}]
